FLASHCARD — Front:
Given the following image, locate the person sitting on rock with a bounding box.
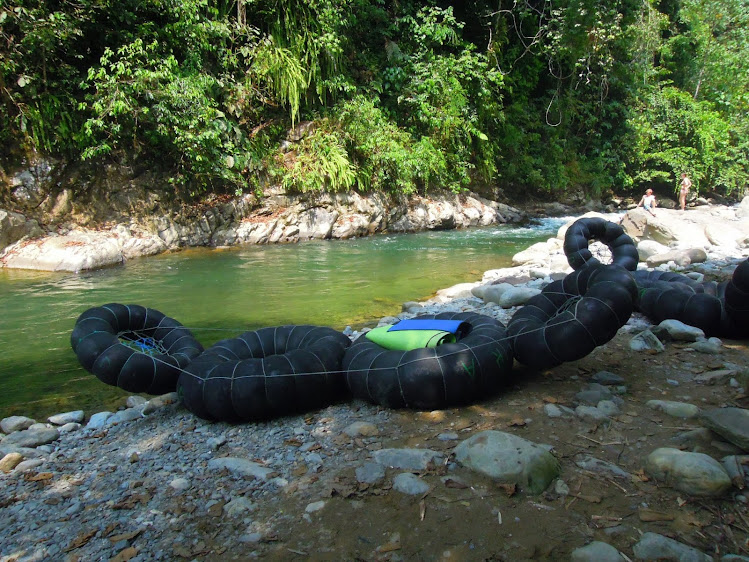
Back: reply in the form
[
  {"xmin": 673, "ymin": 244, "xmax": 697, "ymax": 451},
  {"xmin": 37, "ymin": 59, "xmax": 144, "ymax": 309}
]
[{"xmin": 638, "ymin": 188, "xmax": 657, "ymax": 217}]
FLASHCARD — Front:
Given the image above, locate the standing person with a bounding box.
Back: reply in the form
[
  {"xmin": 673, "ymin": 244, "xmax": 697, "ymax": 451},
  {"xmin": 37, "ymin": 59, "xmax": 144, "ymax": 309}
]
[
  {"xmin": 638, "ymin": 188, "xmax": 657, "ymax": 216},
  {"xmin": 679, "ymin": 173, "xmax": 692, "ymax": 211}
]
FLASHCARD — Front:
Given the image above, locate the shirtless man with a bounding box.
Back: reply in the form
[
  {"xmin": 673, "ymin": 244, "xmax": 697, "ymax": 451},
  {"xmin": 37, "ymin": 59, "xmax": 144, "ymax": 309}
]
[{"xmin": 679, "ymin": 173, "xmax": 692, "ymax": 211}]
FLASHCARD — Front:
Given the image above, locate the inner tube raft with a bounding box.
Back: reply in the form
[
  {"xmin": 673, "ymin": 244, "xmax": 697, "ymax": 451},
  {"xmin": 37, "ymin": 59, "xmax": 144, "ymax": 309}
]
[
  {"xmin": 508, "ymin": 263, "xmax": 637, "ymax": 369},
  {"xmin": 635, "ymin": 258, "xmax": 749, "ymax": 337},
  {"xmin": 564, "ymin": 217, "xmax": 639, "ymax": 271},
  {"xmin": 177, "ymin": 325, "xmax": 351, "ymax": 422},
  {"xmin": 342, "ymin": 312, "xmax": 513, "ymax": 410},
  {"xmin": 71, "ymin": 303, "xmax": 204, "ymax": 394}
]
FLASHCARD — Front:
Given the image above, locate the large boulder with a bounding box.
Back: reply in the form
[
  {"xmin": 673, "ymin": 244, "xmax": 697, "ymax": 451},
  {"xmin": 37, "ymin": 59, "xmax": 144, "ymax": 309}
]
[
  {"xmin": 621, "ymin": 209, "xmax": 677, "ymax": 245},
  {"xmin": 1, "ymin": 230, "xmax": 124, "ymax": 272},
  {"xmin": 736, "ymin": 196, "xmax": 749, "ymax": 219}
]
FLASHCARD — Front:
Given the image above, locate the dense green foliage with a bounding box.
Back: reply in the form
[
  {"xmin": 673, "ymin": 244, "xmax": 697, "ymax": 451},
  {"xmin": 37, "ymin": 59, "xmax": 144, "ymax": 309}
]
[{"xmin": 1, "ymin": 0, "xmax": 747, "ymax": 199}]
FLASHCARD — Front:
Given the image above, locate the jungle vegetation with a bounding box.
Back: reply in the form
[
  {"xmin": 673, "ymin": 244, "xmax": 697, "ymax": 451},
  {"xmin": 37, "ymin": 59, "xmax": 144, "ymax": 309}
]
[{"xmin": 1, "ymin": 0, "xmax": 748, "ymax": 200}]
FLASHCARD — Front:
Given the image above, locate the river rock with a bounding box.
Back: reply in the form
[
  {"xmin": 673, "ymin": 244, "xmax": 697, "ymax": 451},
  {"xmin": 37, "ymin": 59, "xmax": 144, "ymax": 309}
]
[
  {"xmin": 629, "ymin": 329, "xmax": 665, "ymax": 352},
  {"xmin": 647, "ymin": 248, "xmax": 708, "ymax": 267},
  {"xmin": 700, "ymin": 407, "xmax": 749, "ymax": 451},
  {"xmin": 690, "ymin": 337, "xmax": 723, "ymax": 354},
  {"xmin": 373, "ymin": 448, "xmax": 444, "ymax": 471},
  {"xmin": 86, "ymin": 411, "xmax": 113, "ymax": 429},
  {"xmin": 14, "ymin": 458, "xmax": 44, "ymax": 472},
  {"xmin": 658, "ymin": 319, "xmax": 705, "ymax": 341},
  {"xmin": 512, "ymin": 241, "xmax": 553, "ymax": 266},
  {"xmin": 632, "ymin": 532, "xmax": 712, "ymax": 562},
  {"xmin": 694, "ymin": 369, "xmax": 737, "ymax": 386},
  {"xmin": 208, "ymin": 457, "xmax": 275, "ymax": 480},
  {"xmin": 356, "ymin": 462, "xmax": 386, "ymax": 485},
  {"xmin": 498, "ymin": 286, "xmax": 541, "ymax": 308},
  {"xmin": 575, "ymin": 404, "xmax": 612, "ymax": 424},
  {"xmin": 106, "ymin": 408, "xmax": 142, "ymax": 426},
  {"xmin": 591, "ymin": 371, "xmax": 625, "ymax": 385},
  {"xmin": 574, "ymin": 456, "xmax": 630, "ymax": 480},
  {"xmin": 646, "ymin": 400, "xmax": 701, "ymax": 419},
  {"xmin": 0, "ymin": 427, "xmax": 60, "ymax": 448},
  {"xmin": 645, "ymin": 447, "xmax": 732, "ymax": 497},
  {"xmin": 48, "ymin": 410, "xmax": 85, "ymax": 426},
  {"xmin": 636, "ymin": 240, "xmax": 669, "ymax": 261},
  {"xmin": 0, "ymin": 452, "xmax": 24, "ymax": 473},
  {"xmin": 393, "ymin": 473, "xmax": 430, "ymax": 495},
  {"xmin": 721, "ymin": 455, "xmax": 749, "ymax": 489},
  {"xmin": 576, "ymin": 383, "xmax": 614, "ymax": 405},
  {"xmin": 143, "ymin": 392, "xmax": 179, "ymax": 415},
  {"xmin": 224, "ymin": 497, "xmax": 256, "ymax": 517},
  {"xmin": 478, "ymin": 283, "xmax": 513, "ymax": 304},
  {"xmin": 570, "ymin": 541, "xmax": 623, "ymax": 562},
  {"xmin": 1, "ymin": 416, "xmax": 36, "ymax": 434},
  {"xmin": 453, "ymin": 430, "xmax": 560, "ymax": 494},
  {"xmin": 433, "ymin": 283, "xmax": 477, "ymax": 301},
  {"xmin": 343, "ymin": 421, "xmax": 379, "ymax": 437}
]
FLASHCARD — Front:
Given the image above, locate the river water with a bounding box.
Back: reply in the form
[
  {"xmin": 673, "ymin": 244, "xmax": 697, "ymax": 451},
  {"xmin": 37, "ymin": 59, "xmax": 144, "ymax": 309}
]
[{"xmin": 0, "ymin": 218, "xmax": 566, "ymax": 419}]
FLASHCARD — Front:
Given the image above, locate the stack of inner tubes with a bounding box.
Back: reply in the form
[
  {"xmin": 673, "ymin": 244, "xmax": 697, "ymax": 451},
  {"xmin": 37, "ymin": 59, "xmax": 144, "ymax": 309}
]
[
  {"xmin": 343, "ymin": 312, "xmax": 514, "ymax": 410},
  {"xmin": 508, "ymin": 217, "xmax": 639, "ymax": 370},
  {"xmin": 635, "ymin": 258, "xmax": 749, "ymax": 338},
  {"xmin": 177, "ymin": 325, "xmax": 352, "ymax": 422}
]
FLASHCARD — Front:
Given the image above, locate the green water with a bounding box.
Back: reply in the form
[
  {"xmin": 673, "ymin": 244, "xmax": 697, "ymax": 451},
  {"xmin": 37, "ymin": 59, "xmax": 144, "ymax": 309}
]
[{"xmin": 0, "ymin": 220, "xmax": 562, "ymax": 419}]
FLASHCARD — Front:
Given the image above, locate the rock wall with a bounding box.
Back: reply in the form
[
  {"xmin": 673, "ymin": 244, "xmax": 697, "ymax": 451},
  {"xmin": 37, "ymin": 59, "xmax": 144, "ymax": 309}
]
[{"xmin": 0, "ymin": 178, "xmax": 527, "ymax": 272}]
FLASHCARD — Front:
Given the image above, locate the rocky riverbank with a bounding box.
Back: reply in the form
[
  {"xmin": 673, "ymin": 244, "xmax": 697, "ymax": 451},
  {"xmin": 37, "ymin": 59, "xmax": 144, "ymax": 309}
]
[
  {"xmin": 1, "ymin": 206, "xmax": 749, "ymax": 561},
  {"xmin": 0, "ymin": 188, "xmax": 530, "ymax": 272}
]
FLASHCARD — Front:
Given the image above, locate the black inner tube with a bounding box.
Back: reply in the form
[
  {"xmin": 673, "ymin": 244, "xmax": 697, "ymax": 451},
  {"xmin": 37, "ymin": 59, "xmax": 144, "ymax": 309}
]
[
  {"xmin": 343, "ymin": 312, "xmax": 514, "ymax": 410},
  {"xmin": 508, "ymin": 263, "xmax": 637, "ymax": 369},
  {"xmin": 177, "ymin": 325, "xmax": 351, "ymax": 422},
  {"xmin": 70, "ymin": 303, "xmax": 204, "ymax": 395},
  {"xmin": 564, "ymin": 217, "xmax": 639, "ymax": 271},
  {"xmin": 634, "ymin": 258, "xmax": 749, "ymax": 338}
]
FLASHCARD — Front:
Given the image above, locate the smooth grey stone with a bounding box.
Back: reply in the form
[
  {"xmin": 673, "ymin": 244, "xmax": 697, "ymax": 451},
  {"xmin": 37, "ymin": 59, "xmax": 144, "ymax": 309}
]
[
  {"xmin": 630, "ymin": 329, "xmax": 665, "ymax": 352},
  {"xmin": 591, "ymin": 371, "xmax": 625, "ymax": 385},
  {"xmin": 106, "ymin": 408, "xmax": 142, "ymax": 426},
  {"xmin": 575, "ymin": 405, "xmax": 610, "ymax": 423},
  {"xmin": 574, "ymin": 456, "xmax": 630, "ymax": 480},
  {"xmin": 701, "ymin": 407, "xmax": 749, "ymax": 451},
  {"xmin": 647, "ymin": 400, "xmax": 701, "ymax": 419},
  {"xmin": 454, "ymin": 430, "xmax": 560, "ymax": 494},
  {"xmin": 86, "ymin": 411, "xmax": 113, "ymax": 429},
  {"xmin": 0, "ymin": 427, "xmax": 59, "ymax": 448},
  {"xmin": 207, "ymin": 457, "xmax": 275, "ymax": 480},
  {"xmin": 224, "ymin": 497, "xmax": 256, "ymax": 517},
  {"xmin": 570, "ymin": 541, "xmax": 623, "ymax": 562},
  {"xmin": 355, "ymin": 462, "xmax": 385, "ymax": 485},
  {"xmin": 47, "ymin": 410, "xmax": 84, "ymax": 426},
  {"xmin": 659, "ymin": 319, "xmax": 705, "ymax": 341},
  {"xmin": 373, "ymin": 448, "xmax": 444, "ymax": 471},
  {"xmin": 646, "ymin": 447, "xmax": 732, "ymax": 497},
  {"xmin": 1, "ymin": 416, "xmax": 35, "ymax": 434},
  {"xmin": 393, "ymin": 472, "xmax": 430, "ymax": 495},
  {"xmin": 633, "ymin": 532, "xmax": 712, "ymax": 561}
]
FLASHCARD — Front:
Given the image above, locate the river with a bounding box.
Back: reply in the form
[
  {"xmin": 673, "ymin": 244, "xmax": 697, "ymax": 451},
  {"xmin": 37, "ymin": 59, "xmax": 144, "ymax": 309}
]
[{"xmin": 0, "ymin": 218, "xmax": 567, "ymax": 419}]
